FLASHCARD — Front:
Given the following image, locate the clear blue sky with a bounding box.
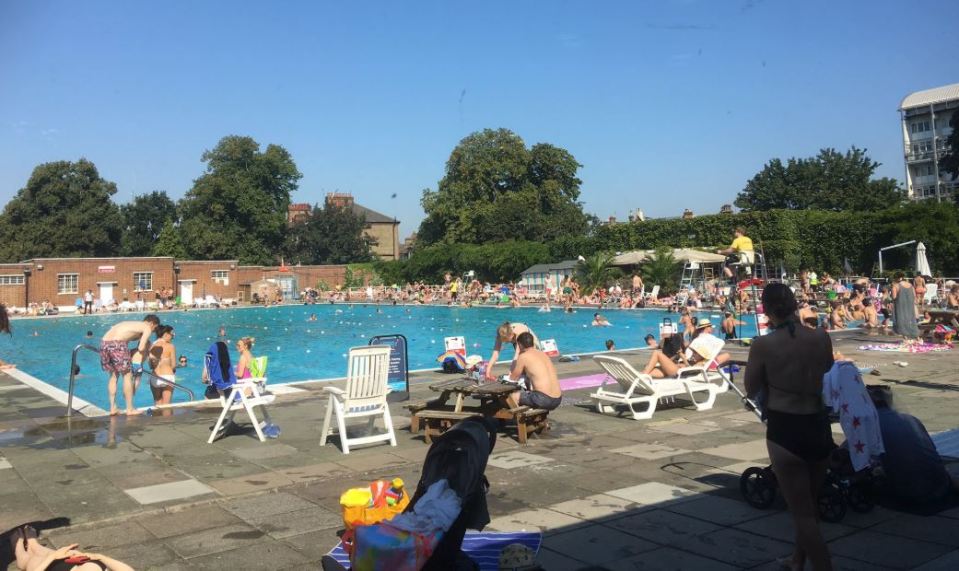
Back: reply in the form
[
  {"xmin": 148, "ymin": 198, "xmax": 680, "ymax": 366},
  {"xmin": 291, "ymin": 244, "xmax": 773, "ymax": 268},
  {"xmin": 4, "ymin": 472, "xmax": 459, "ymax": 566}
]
[{"xmin": 1, "ymin": 0, "xmax": 957, "ymax": 238}]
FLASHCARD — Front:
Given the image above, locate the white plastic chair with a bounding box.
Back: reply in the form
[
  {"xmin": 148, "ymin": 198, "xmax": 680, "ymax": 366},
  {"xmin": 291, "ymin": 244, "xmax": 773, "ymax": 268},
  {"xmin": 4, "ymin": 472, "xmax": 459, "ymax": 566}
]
[
  {"xmin": 320, "ymin": 345, "xmax": 397, "ymax": 454},
  {"xmin": 644, "ymin": 285, "xmax": 661, "ymax": 302},
  {"xmin": 590, "ymin": 355, "xmax": 718, "ymax": 420}
]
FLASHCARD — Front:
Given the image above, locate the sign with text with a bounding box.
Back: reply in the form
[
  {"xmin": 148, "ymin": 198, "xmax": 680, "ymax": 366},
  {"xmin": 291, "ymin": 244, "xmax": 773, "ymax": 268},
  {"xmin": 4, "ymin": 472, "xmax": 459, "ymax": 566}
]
[
  {"xmin": 541, "ymin": 338, "xmax": 560, "ymax": 357},
  {"xmin": 444, "ymin": 336, "xmax": 466, "ymax": 356},
  {"xmin": 370, "ymin": 335, "xmax": 409, "ymax": 395},
  {"xmin": 97, "ymin": 266, "xmax": 116, "ymax": 273}
]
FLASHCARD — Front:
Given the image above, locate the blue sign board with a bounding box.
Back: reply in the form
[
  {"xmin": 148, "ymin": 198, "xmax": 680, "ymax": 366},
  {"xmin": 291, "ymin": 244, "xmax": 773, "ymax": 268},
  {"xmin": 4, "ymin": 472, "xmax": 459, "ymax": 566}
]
[{"xmin": 369, "ymin": 334, "xmax": 409, "ymax": 394}]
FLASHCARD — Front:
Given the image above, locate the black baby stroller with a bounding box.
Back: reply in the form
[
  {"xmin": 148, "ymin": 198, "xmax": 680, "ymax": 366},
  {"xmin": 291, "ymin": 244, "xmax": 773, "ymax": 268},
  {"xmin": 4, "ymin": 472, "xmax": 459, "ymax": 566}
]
[
  {"xmin": 322, "ymin": 416, "xmax": 498, "ymax": 571},
  {"xmin": 725, "ymin": 368, "xmax": 879, "ymax": 523}
]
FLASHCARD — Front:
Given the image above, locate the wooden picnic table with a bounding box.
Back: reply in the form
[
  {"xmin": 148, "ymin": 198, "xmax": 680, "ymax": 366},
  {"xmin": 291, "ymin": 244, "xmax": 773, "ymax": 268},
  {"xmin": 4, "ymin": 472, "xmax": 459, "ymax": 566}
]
[{"xmin": 408, "ymin": 378, "xmax": 550, "ymax": 444}]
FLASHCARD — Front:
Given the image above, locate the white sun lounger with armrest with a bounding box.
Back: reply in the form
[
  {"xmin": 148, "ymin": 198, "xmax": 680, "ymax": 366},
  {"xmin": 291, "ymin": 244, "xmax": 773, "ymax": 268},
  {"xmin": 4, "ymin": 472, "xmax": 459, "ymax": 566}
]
[{"xmin": 591, "ymin": 355, "xmax": 718, "ymax": 420}]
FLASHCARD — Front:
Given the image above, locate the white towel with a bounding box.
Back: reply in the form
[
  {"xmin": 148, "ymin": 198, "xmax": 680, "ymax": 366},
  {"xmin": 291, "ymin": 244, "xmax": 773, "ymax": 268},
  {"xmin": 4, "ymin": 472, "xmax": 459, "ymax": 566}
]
[{"xmin": 822, "ymin": 361, "xmax": 885, "ymax": 471}]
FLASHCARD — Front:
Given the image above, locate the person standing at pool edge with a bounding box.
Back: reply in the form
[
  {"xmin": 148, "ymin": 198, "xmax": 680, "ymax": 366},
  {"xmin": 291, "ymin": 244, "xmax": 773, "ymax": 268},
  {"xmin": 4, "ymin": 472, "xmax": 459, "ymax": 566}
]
[
  {"xmin": 148, "ymin": 325, "xmax": 177, "ymax": 412},
  {"xmin": 101, "ymin": 314, "xmax": 160, "ymax": 415},
  {"xmin": 484, "ymin": 321, "xmax": 539, "ymax": 381}
]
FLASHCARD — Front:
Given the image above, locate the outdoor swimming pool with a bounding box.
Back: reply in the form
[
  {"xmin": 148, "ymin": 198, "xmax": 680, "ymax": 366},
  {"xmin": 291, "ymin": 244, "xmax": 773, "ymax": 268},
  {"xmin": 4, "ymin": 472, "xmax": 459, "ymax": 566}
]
[{"xmin": 2, "ymin": 304, "xmax": 758, "ymax": 412}]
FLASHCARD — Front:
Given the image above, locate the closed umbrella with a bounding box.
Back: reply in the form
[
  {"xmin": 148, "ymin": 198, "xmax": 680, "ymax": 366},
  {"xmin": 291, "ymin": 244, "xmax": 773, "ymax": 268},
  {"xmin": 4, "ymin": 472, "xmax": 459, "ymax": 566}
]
[{"xmin": 916, "ymin": 242, "xmax": 932, "ymax": 277}]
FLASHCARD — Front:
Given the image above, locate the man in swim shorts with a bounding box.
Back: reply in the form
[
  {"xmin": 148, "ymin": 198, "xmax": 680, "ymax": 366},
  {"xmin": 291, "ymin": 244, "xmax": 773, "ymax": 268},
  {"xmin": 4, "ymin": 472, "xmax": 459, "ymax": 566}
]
[
  {"xmin": 505, "ymin": 332, "xmax": 562, "ymax": 411},
  {"xmin": 101, "ymin": 314, "xmax": 159, "ymax": 415}
]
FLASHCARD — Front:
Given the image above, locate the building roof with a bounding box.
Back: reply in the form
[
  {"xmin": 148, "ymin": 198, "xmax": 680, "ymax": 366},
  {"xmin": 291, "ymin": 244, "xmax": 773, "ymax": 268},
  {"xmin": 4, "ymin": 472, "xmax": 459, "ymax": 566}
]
[
  {"xmin": 521, "ymin": 260, "xmax": 579, "ymax": 274},
  {"xmin": 612, "ymin": 248, "xmax": 726, "ymax": 266},
  {"xmin": 352, "ymin": 202, "xmax": 398, "ymax": 224},
  {"xmin": 900, "ymin": 82, "xmax": 959, "ymax": 110}
]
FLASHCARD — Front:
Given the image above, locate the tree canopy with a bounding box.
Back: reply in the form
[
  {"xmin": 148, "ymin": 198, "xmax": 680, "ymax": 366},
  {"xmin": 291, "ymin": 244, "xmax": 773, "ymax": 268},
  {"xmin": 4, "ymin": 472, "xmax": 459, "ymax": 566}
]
[
  {"xmin": 152, "ymin": 219, "xmax": 189, "ymax": 259},
  {"xmin": 178, "ymin": 135, "xmax": 301, "ymax": 264},
  {"xmin": 418, "ymin": 128, "xmax": 593, "ymax": 245},
  {"xmin": 119, "ymin": 191, "xmax": 177, "ymax": 256},
  {"xmin": 283, "ymin": 203, "xmax": 376, "ymax": 264},
  {"xmin": 735, "ymin": 147, "xmax": 905, "ymax": 211},
  {"xmin": 0, "ymin": 159, "xmax": 123, "ymax": 261}
]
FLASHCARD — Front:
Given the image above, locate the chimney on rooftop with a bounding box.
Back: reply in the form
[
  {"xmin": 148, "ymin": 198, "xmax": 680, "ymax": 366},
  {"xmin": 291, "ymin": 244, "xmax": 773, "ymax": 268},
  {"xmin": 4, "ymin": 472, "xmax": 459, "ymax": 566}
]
[{"xmin": 325, "ymin": 192, "xmax": 355, "ymax": 209}]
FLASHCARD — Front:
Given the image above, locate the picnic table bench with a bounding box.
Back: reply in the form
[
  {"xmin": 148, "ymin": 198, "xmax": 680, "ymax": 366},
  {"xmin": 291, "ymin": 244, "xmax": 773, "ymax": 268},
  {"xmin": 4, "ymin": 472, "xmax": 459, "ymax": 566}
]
[{"xmin": 407, "ymin": 378, "xmax": 552, "ymax": 445}]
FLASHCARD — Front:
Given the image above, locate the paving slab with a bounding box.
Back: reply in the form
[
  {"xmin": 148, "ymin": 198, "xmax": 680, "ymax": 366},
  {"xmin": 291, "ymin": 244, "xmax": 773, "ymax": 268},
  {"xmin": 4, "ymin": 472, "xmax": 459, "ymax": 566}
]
[
  {"xmin": 124, "ymin": 479, "xmax": 217, "ymax": 505},
  {"xmin": 543, "ymin": 523, "xmax": 658, "ymax": 564},
  {"xmin": 134, "ymin": 505, "xmax": 245, "ymax": 539},
  {"xmin": 604, "ymin": 482, "xmax": 698, "ymax": 508},
  {"xmin": 663, "ymin": 493, "xmax": 769, "ymax": 526},
  {"xmin": 166, "ymin": 523, "xmax": 268, "ymax": 558},
  {"xmin": 182, "ymin": 537, "xmax": 312, "ymax": 569},
  {"xmin": 870, "ymin": 513, "xmax": 959, "ymax": 547},
  {"xmin": 699, "ymin": 438, "xmax": 770, "ymax": 462},
  {"xmin": 681, "ymin": 527, "xmax": 793, "ymax": 567},
  {"xmin": 548, "ymin": 493, "xmax": 640, "ymax": 521},
  {"xmin": 486, "ymin": 508, "xmax": 586, "ymax": 534},
  {"xmin": 208, "ymin": 471, "xmax": 296, "ymax": 496},
  {"xmin": 46, "ymin": 520, "xmax": 155, "ymax": 550},
  {"xmin": 223, "ymin": 491, "xmax": 317, "ymax": 520},
  {"xmin": 603, "ymin": 546, "xmax": 740, "ymax": 571},
  {"xmin": 607, "ymin": 508, "xmax": 722, "ymax": 545},
  {"xmin": 733, "ymin": 510, "xmax": 857, "ymax": 543},
  {"xmin": 609, "ymin": 442, "xmax": 691, "ymax": 460},
  {"xmin": 247, "ymin": 505, "xmax": 342, "ymax": 539},
  {"xmin": 827, "ymin": 530, "xmax": 954, "ymax": 569},
  {"xmin": 915, "ymin": 550, "xmax": 959, "ymax": 571},
  {"xmin": 487, "ymin": 450, "xmax": 555, "ymax": 470}
]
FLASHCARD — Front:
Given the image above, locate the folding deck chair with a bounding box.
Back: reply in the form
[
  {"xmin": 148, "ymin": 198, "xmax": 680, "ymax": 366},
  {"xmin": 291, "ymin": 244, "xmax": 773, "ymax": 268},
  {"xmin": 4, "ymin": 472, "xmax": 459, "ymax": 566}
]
[{"xmin": 205, "ymin": 342, "xmax": 276, "ymax": 443}]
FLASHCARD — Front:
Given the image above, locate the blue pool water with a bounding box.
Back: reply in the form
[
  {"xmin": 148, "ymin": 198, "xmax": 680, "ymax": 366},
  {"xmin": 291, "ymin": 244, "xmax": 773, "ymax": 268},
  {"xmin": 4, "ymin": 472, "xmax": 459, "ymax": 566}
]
[{"xmin": 2, "ymin": 305, "xmax": 757, "ymax": 411}]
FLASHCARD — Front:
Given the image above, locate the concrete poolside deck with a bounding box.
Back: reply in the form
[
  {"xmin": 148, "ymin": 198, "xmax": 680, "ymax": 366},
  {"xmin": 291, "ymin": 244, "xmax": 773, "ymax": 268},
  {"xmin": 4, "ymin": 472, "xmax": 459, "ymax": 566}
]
[{"xmin": 1, "ymin": 331, "xmax": 958, "ymax": 570}]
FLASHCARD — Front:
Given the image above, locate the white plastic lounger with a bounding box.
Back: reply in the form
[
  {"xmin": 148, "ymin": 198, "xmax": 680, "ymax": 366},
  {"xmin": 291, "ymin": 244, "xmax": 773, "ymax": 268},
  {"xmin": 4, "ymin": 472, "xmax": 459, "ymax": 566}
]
[{"xmin": 591, "ymin": 355, "xmax": 718, "ymax": 420}]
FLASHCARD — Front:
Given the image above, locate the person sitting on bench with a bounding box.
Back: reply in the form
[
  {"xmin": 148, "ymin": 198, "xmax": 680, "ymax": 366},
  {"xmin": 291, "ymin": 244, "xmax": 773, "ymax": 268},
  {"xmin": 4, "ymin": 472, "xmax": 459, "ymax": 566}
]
[{"xmin": 505, "ymin": 332, "xmax": 562, "ymax": 411}]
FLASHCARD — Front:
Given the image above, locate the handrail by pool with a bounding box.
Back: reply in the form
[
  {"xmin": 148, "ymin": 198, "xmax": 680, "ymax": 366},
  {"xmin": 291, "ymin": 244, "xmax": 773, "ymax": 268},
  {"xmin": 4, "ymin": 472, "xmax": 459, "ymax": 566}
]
[{"xmin": 67, "ymin": 343, "xmax": 195, "ymax": 417}]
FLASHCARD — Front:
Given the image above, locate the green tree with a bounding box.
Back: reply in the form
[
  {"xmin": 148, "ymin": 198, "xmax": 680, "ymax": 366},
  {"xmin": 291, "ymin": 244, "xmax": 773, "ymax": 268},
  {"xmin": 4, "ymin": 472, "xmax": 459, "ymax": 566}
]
[
  {"xmin": 418, "ymin": 128, "xmax": 591, "ymax": 245},
  {"xmin": 640, "ymin": 247, "xmax": 682, "ymax": 296},
  {"xmin": 735, "ymin": 147, "xmax": 905, "ymax": 211},
  {"xmin": 574, "ymin": 252, "xmax": 620, "ymax": 295},
  {"xmin": 152, "ymin": 219, "xmax": 189, "ymax": 259},
  {"xmin": 119, "ymin": 191, "xmax": 177, "ymax": 256},
  {"xmin": 283, "ymin": 203, "xmax": 376, "ymax": 264},
  {"xmin": 178, "ymin": 135, "xmax": 301, "ymax": 264},
  {"xmin": 0, "ymin": 159, "xmax": 122, "ymax": 261}
]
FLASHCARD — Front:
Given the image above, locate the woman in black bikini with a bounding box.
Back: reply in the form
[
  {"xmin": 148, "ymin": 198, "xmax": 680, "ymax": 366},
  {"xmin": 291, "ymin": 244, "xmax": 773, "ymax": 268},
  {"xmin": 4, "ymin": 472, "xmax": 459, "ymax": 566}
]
[
  {"xmin": 745, "ymin": 284, "xmax": 835, "ymax": 571},
  {"xmin": 10, "ymin": 525, "xmax": 133, "ymax": 571}
]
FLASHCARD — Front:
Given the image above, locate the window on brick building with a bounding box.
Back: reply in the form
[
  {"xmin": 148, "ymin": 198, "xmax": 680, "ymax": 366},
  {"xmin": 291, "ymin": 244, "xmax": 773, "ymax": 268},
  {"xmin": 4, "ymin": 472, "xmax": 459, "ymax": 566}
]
[
  {"xmin": 57, "ymin": 273, "xmax": 79, "ymax": 294},
  {"xmin": 133, "ymin": 272, "xmax": 153, "ymax": 291},
  {"xmin": 0, "ymin": 275, "xmax": 25, "ymax": 286},
  {"xmin": 212, "ymin": 270, "xmax": 230, "ymax": 286}
]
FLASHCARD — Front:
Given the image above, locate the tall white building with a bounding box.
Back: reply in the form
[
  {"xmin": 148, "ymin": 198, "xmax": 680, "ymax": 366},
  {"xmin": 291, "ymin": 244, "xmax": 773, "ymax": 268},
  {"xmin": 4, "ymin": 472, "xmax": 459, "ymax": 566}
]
[{"xmin": 900, "ymin": 82, "xmax": 959, "ymax": 201}]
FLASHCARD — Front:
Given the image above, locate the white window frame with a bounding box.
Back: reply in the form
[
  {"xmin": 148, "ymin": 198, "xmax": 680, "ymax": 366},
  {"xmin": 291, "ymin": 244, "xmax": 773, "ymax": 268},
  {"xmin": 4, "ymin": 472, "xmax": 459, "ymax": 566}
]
[
  {"xmin": 0, "ymin": 274, "xmax": 25, "ymax": 286},
  {"xmin": 133, "ymin": 272, "xmax": 153, "ymax": 292},
  {"xmin": 57, "ymin": 273, "xmax": 79, "ymax": 294},
  {"xmin": 211, "ymin": 270, "xmax": 230, "ymax": 286}
]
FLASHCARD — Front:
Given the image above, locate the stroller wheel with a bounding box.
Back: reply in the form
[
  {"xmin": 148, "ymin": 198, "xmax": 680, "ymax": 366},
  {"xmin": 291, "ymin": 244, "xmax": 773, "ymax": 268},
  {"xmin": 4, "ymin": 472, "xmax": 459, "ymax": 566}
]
[
  {"xmin": 818, "ymin": 480, "xmax": 847, "ymax": 523},
  {"xmin": 847, "ymin": 483, "xmax": 874, "ymax": 513},
  {"xmin": 740, "ymin": 467, "xmax": 776, "ymax": 509}
]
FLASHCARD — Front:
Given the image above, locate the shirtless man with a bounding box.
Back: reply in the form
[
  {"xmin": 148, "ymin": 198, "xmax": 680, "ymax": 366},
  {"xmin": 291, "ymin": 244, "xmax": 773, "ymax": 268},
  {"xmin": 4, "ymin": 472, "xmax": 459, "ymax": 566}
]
[
  {"xmin": 101, "ymin": 314, "xmax": 159, "ymax": 415},
  {"xmin": 505, "ymin": 332, "xmax": 562, "ymax": 411},
  {"xmin": 721, "ymin": 312, "xmax": 744, "ymax": 340},
  {"xmin": 485, "ymin": 321, "xmax": 539, "ymax": 381}
]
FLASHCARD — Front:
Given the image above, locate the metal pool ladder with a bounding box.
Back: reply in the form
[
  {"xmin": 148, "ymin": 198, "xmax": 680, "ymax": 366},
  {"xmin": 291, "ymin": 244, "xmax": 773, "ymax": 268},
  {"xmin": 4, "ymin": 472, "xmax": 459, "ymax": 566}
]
[{"xmin": 66, "ymin": 344, "xmax": 195, "ymax": 417}]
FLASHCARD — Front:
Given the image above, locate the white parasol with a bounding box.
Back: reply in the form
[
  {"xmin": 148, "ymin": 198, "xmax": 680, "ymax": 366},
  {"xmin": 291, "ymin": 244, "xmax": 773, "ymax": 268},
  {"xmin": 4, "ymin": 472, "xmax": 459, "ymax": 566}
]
[{"xmin": 916, "ymin": 242, "xmax": 931, "ymax": 277}]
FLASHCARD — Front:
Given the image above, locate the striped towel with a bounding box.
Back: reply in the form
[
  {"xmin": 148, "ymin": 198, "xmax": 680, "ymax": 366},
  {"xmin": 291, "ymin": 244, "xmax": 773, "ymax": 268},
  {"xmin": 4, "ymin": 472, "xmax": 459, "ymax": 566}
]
[
  {"xmin": 325, "ymin": 530, "xmax": 542, "ymax": 570},
  {"xmin": 932, "ymin": 428, "xmax": 959, "ymax": 459}
]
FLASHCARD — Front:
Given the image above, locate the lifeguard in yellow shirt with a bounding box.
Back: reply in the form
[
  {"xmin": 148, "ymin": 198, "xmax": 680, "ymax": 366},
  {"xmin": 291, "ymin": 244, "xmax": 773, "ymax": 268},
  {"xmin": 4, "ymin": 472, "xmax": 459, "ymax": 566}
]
[{"xmin": 718, "ymin": 227, "xmax": 754, "ymax": 278}]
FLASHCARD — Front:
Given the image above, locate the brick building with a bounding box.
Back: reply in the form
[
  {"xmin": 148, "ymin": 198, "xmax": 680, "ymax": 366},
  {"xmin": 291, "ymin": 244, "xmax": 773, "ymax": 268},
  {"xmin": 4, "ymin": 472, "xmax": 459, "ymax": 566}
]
[
  {"xmin": 0, "ymin": 257, "xmax": 351, "ymax": 309},
  {"xmin": 286, "ymin": 193, "xmax": 400, "ymax": 261}
]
